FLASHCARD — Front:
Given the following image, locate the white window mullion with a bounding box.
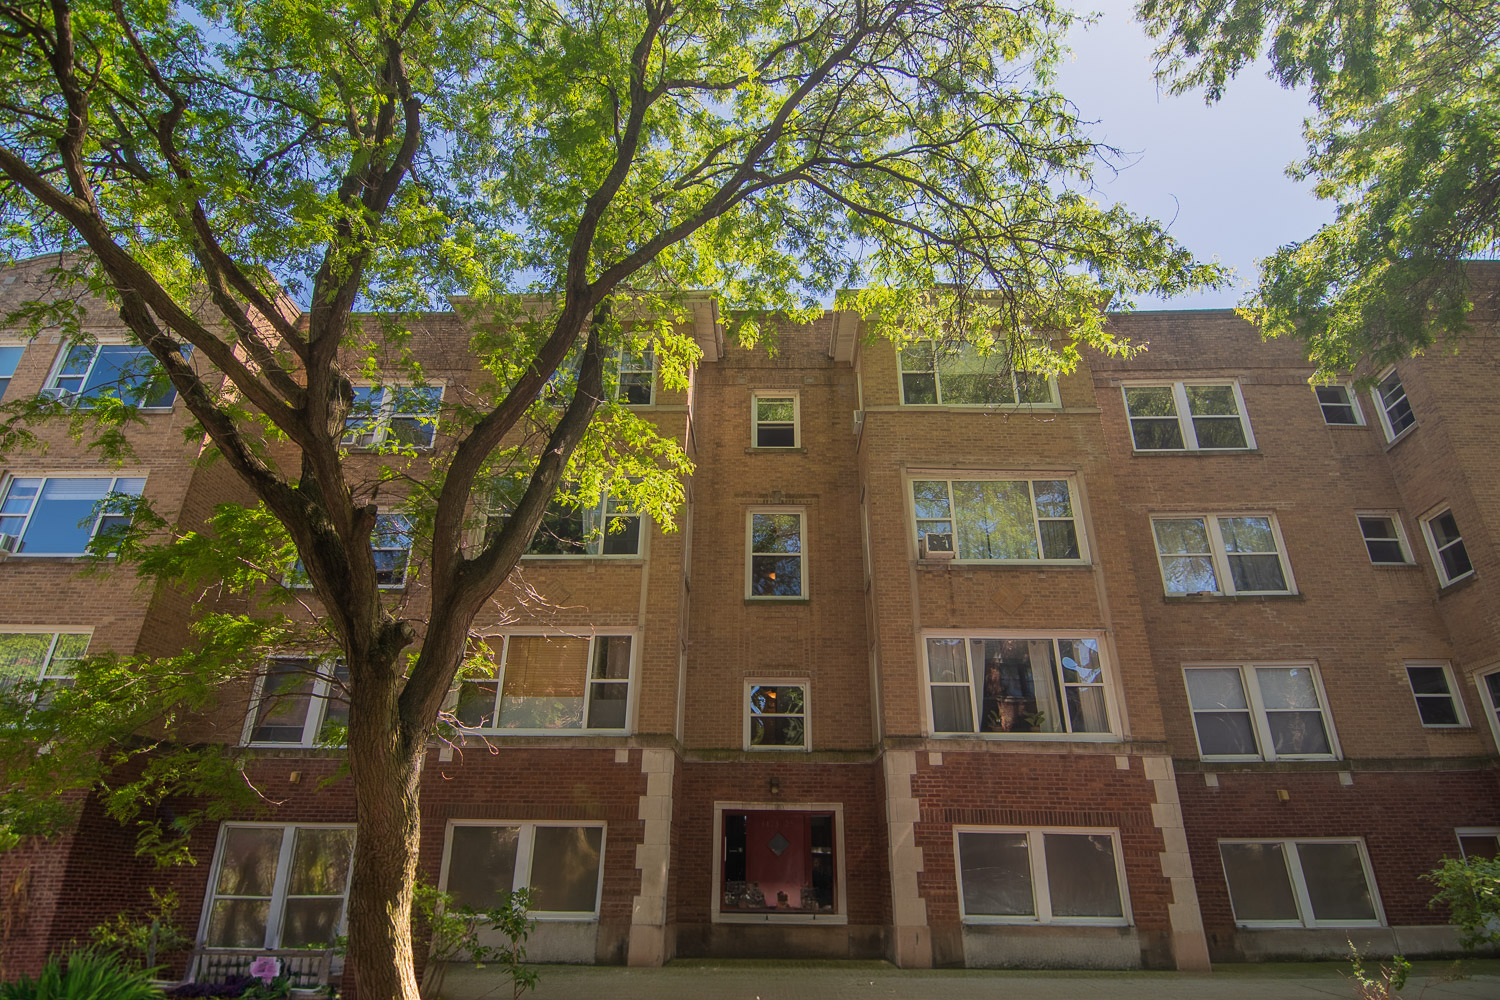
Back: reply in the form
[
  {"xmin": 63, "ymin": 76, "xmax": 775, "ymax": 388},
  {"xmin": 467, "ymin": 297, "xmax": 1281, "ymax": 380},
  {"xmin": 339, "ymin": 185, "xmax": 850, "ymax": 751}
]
[
  {"xmin": 302, "ymin": 671, "xmax": 330, "ymax": 745},
  {"xmin": 1205, "ymin": 516, "xmax": 1232, "ymax": 595},
  {"xmin": 1231, "ymin": 383, "xmax": 1257, "ymax": 448},
  {"xmin": 581, "ymin": 636, "xmax": 598, "ymax": 728},
  {"xmin": 1172, "ymin": 383, "xmax": 1197, "ymax": 449},
  {"xmin": 512, "ymin": 825, "xmax": 536, "ymax": 896},
  {"xmin": 1031, "ymin": 832, "xmax": 1053, "ymax": 923},
  {"xmin": 1283, "ymin": 842, "xmax": 1315, "ymax": 926},
  {"xmin": 264, "ymin": 827, "xmax": 297, "ymax": 948},
  {"xmin": 492, "ymin": 635, "xmax": 511, "ymax": 726},
  {"xmin": 1027, "ymin": 481, "xmax": 1045, "ymax": 556},
  {"xmin": 967, "ymin": 641, "xmax": 982, "ymax": 733},
  {"xmin": 1243, "ymin": 666, "xmax": 1275, "ymax": 761}
]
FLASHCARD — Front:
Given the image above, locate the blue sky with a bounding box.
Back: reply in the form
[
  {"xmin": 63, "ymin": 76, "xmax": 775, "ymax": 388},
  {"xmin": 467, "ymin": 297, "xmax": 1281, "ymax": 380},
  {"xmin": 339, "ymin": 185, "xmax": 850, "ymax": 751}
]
[{"xmin": 1055, "ymin": 0, "xmax": 1333, "ymax": 309}]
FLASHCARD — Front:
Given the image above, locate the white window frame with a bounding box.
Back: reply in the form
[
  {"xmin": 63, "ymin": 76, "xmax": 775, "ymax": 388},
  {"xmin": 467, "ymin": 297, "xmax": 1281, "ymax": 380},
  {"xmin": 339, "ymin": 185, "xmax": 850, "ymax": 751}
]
[
  {"xmin": 745, "ymin": 507, "xmax": 807, "ymax": 600},
  {"xmin": 500, "ymin": 489, "xmax": 643, "ymax": 560},
  {"xmin": 710, "ymin": 801, "xmax": 848, "ymax": 925},
  {"xmin": 1371, "ymin": 367, "xmax": 1416, "ymax": 442},
  {"xmin": 908, "ymin": 473, "xmax": 1089, "ymax": 566},
  {"xmin": 1313, "ymin": 381, "xmax": 1365, "ymax": 426},
  {"xmin": 1151, "ymin": 513, "xmax": 1297, "ymax": 596},
  {"xmin": 1183, "ymin": 662, "xmax": 1341, "ymax": 761},
  {"xmin": 0, "ymin": 474, "xmax": 146, "ymax": 557},
  {"xmin": 743, "ymin": 678, "xmax": 810, "ymax": 751},
  {"xmin": 0, "ymin": 342, "xmax": 24, "ymax": 402},
  {"xmin": 1218, "ymin": 838, "xmax": 1385, "ymax": 929},
  {"xmin": 614, "ymin": 345, "xmax": 656, "ymax": 406},
  {"xmin": 1476, "ymin": 668, "xmax": 1500, "ymax": 752},
  {"xmin": 341, "ymin": 383, "xmax": 443, "ymax": 450},
  {"xmin": 1121, "ymin": 380, "xmax": 1256, "ymax": 452},
  {"xmin": 454, "ymin": 631, "xmax": 637, "ymax": 736},
  {"xmin": 437, "ymin": 820, "xmax": 607, "ymax": 920},
  {"xmin": 197, "ymin": 822, "xmax": 357, "ymax": 949},
  {"xmin": 0, "ymin": 627, "xmax": 91, "ymax": 697},
  {"xmin": 1403, "ymin": 660, "xmax": 1469, "ymax": 729},
  {"xmin": 1456, "ymin": 827, "xmax": 1500, "ymax": 859},
  {"xmin": 953, "ymin": 826, "xmax": 1132, "ymax": 927},
  {"xmin": 922, "ymin": 630, "xmax": 1121, "ymax": 741},
  {"xmin": 1420, "ymin": 507, "xmax": 1474, "ymax": 587},
  {"xmin": 751, "ymin": 391, "xmax": 800, "ymax": 449},
  {"xmin": 41, "ymin": 340, "xmax": 178, "ymax": 411},
  {"xmin": 1355, "ymin": 511, "xmax": 1414, "ymax": 566},
  {"xmin": 897, "ymin": 341, "xmax": 1059, "ymax": 408},
  {"xmin": 240, "ymin": 657, "xmax": 348, "ymax": 747}
]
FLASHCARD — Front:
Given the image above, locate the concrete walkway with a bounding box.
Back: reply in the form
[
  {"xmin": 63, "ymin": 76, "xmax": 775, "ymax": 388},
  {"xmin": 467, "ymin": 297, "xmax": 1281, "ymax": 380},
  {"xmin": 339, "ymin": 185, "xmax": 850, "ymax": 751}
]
[{"xmin": 511, "ymin": 959, "xmax": 1500, "ymax": 1000}]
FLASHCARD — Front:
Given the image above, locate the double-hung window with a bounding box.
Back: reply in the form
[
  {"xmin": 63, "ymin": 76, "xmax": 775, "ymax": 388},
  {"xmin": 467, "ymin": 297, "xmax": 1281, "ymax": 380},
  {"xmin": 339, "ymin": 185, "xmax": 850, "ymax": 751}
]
[
  {"xmin": 912, "ymin": 477, "xmax": 1084, "ymax": 563},
  {"xmin": 1421, "ymin": 508, "xmax": 1473, "ymax": 586},
  {"xmin": 956, "ymin": 828, "xmax": 1129, "ymax": 925},
  {"xmin": 201, "ymin": 824, "xmax": 355, "ymax": 949},
  {"xmin": 1478, "ymin": 671, "xmax": 1500, "ymax": 751},
  {"xmin": 244, "ymin": 658, "xmax": 350, "ymax": 746},
  {"xmin": 0, "ymin": 476, "xmax": 144, "ymax": 556},
  {"xmin": 1457, "ymin": 829, "xmax": 1500, "ymax": 860},
  {"xmin": 1372, "ymin": 369, "xmax": 1415, "ymax": 441},
  {"xmin": 454, "ymin": 633, "xmax": 633, "ymax": 733},
  {"xmin": 487, "ymin": 490, "xmax": 642, "ymax": 558},
  {"xmin": 1357, "ymin": 513, "xmax": 1413, "ymax": 565},
  {"xmin": 1151, "ymin": 514, "xmax": 1294, "ymax": 595},
  {"xmin": 924, "ymin": 635, "xmax": 1114, "ymax": 738},
  {"xmin": 1314, "ymin": 383, "xmax": 1364, "ymax": 425},
  {"xmin": 746, "ymin": 681, "xmax": 808, "ymax": 750},
  {"xmin": 0, "ymin": 630, "xmax": 89, "ymax": 701},
  {"xmin": 615, "ymin": 347, "xmax": 655, "ymax": 405},
  {"xmin": 440, "ymin": 822, "xmax": 605, "ymax": 917},
  {"xmin": 43, "ymin": 342, "xmax": 178, "ymax": 409},
  {"xmin": 287, "ymin": 513, "xmax": 412, "ymax": 589},
  {"xmin": 1219, "ymin": 839, "xmax": 1382, "ymax": 927},
  {"xmin": 898, "ymin": 342, "xmax": 1056, "ymax": 406},
  {"xmin": 1123, "ymin": 382, "xmax": 1254, "ymax": 451},
  {"xmin": 0, "ymin": 345, "xmax": 22, "ymax": 401},
  {"xmin": 747, "ymin": 509, "xmax": 805, "ymax": 598},
  {"xmin": 752, "ymin": 393, "xmax": 799, "ymax": 448},
  {"xmin": 343, "ymin": 385, "xmax": 443, "ymax": 449},
  {"xmin": 1404, "ymin": 661, "xmax": 1467, "ymax": 728},
  {"xmin": 1184, "ymin": 663, "xmax": 1337, "ymax": 760}
]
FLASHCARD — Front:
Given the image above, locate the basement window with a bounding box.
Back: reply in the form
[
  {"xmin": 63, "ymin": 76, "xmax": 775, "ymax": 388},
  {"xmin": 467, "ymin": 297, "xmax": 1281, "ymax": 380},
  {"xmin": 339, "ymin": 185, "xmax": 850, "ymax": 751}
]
[
  {"xmin": 1219, "ymin": 839, "xmax": 1382, "ymax": 928},
  {"xmin": 440, "ymin": 822, "xmax": 604, "ymax": 917},
  {"xmin": 956, "ymin": 828, "xmax": 1130, "ymax": 925}
]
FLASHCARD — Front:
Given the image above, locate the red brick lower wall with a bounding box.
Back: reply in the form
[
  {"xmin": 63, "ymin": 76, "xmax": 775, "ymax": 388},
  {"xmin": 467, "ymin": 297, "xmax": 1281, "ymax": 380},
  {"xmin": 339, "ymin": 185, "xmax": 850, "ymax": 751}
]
[
  {"xmin": 1176, "ymin": 765, "xmax": 1500, "ymax": 954},
  {"xmin": 909, "ymin": 751, "xmax": 1173, "ymax": 968}
]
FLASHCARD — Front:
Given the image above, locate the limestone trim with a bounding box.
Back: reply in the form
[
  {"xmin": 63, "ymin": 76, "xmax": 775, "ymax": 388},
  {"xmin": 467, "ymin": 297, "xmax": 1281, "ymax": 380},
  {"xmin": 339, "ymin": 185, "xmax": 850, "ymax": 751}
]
[{"xmin": 1144, "ymin": 754, "xmax": 1212, "ymax": 971}]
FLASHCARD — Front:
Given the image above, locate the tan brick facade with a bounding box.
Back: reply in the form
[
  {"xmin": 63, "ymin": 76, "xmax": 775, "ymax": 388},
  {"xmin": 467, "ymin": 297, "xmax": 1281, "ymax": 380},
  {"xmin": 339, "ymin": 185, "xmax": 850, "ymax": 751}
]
[{"xmin": 3, "ymin": 258, "xmax": 1499, "ymax": 992}]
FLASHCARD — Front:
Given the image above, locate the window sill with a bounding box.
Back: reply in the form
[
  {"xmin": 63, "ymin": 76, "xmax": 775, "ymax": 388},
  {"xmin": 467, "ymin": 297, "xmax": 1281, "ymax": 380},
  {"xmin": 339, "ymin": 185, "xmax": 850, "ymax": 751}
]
[
  {"xmin": 454, "ymin": 729, "xmax": 630, "ymax": 738},
  {"xmin": 1436, "ymin": 573, "xmax": 1477, "ymax": 595},
  {"xmin": 745, "ymin": 446, "xmax": 806, "ymax": 454},
  {"xmin": 916, "ymin": 559, "xmax": 1092, "ymax": 570},
  {"xmin": 962, "ymin": 917, "xmax": 1130, "ymax": 928},
  {"xmin": 713, "ymin": 913, "xmax": 847, "ymax": 925},
  {"xmin": 1129, "ymin": 448, "xmax": 1259, "ymax": 457},
  {"xmin": 745, "ymin": 597, "xmax": 811, "ymax": 605},
  {"xmin": 929, "ymin": 732, "xmax": 1121, "ymax": 744},
  {"xmin": 519, "ymin": 555, "xmax": 645, "ymax": 564},
  {"xmin": 1369, "ymin": 561, "xmax": 1419, "ymax": 569},
  {"xmin": 1382, "ymin": 425, "xmax": 1418, "ymax": 450},
  {"xmin": 1163, "ymin": 592, "xmax": 1304, "ymax": 603},
  {"xmin": 896, "ymin": 403, "xmax": 1062, "ymax": 412}
]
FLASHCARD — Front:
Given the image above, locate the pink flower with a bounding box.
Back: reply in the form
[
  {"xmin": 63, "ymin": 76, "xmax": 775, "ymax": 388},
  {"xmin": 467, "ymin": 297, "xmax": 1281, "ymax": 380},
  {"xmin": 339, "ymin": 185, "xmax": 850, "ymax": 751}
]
[{"xmin": 248, "ymin": 956, "xmax": 280, "ymax": 984}]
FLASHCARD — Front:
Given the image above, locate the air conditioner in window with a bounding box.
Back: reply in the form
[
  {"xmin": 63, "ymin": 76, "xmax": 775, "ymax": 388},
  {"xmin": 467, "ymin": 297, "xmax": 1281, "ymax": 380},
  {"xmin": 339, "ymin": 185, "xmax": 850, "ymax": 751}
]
[
  {"xmin": 920, "ymin": 533, "xmax": 955, "ymax": 560},
  {"xmin": 0, "ymin": 533, "xmax": 17, "ymax": 561}
]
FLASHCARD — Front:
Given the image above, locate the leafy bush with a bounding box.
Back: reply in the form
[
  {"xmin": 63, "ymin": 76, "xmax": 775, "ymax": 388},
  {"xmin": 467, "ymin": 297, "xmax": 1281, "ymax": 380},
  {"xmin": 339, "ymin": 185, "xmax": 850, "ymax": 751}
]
[
  {"xmin": 1427, "ymin": 855, "xmax": 1500, "ymax": 951},
  {"xmin": 414, "ymin": 883, "xmax": 537, "ymax": 1000},
  {"xmin": 0, "ymin": 948, "xmax": 162, "ymax": 1000}
]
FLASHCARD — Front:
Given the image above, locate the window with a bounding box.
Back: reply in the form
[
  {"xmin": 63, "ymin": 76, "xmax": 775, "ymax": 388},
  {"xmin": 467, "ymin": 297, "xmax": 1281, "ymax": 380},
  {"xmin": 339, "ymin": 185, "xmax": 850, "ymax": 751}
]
[
  {"xmin": 898, "ymin": 342, "xmax": 1055, "ymax": 406},
  {"xmin": 0, "ymin": 345, "xmax": 22, "ymax": 401},
  {"xmin": 1357, "ymin": 514, "xmax": 1413, "ymax": 565},
  {"xmin": 1315, "ymin": 383, "xmax": 1363, "ymax": 425},
  {"xmin": 1219, "ymin": 839, "xmax": 1382, "ymax": 927},
  {"xmin": 955, "ymin": 828, "xmax": 1129, "ymax": 925},
  {"xmin": 746, "ymin": 682, "xmax": 807, "ymax": 750},
  {"xmin": 440, "ymin": 822, "xmax": 605, "ymax": 917},
  {"xmin": 454, "ymin": 634, "xmax": 633, "ymax": 733},
  {"xmin": 1405, "ymin": 662, "xmax": 1467, "ymax": 728},
  {"xmin": 0, "ymin": 476, "xmax": 144, "ymax": 556},
  {"xmin": 287, "ymin": 513, "xmax": 412, "ymax": 589},
  {"xmin": 342, "ymin": 385, "xmax": 442, "ymax": 449},
  {"xmin": 719, "ymin": 809, "xmax": 840, "ymax": 919},
  {"xmin": 1122, "ymin": 382, "xmax": 1254, "ymax": 451},
  {"xmin": 615, "ymin": 347, "xmax": 655, "ymax": 405},
  {"xmin": 1373, "ymin": 369, "xmax": 1415, "ymax": 440},
  {"xmin": 0, "ymin": 630, "xmax": 89, "ymax": 701},
  {"xmin": 1481, "ymin": 671, "xmax": 1500, "ymax": 751},
  {"xmin": 912, "ymin": 477, "xmax": 1084, "ymax": 563},
  {"xmin": 486, "ymin": 489, "xmax": 641, "ymax": 558},
  {"xmin": 1456, "ymin": 829, "xmax": 1500, "ymax": 860},
  {"xmin": 752, "ymin": 393, "xmax": 799, "ymax": 448},
  {"xmin": 1151, "ymin": 514, "xmax": 1294, "ymax": 595},
  {"xmin": 43, "ymin": 342, "xmax": 178, "ymax": 409},
  {"xmin": 244, "ymin": 658, "xmax": 350, "ymax": 746},
  {"xmin": 924, "ymin": 635, "xmax": 1113, "ymax": 738},
  {"xmin": 747, "ymin": 510, "xmax": 805, "ymax": 598},
  {"xmin": 1422, "ymin": 508, "xmax": 1473, "ymax": 586},
  {"xmin": 1184, "ymin": 663, "xmax": 1337, "ymax": 760},
  {"xmin": 201, "ymin": 824, "xmax": 355, "ymax": 949}
]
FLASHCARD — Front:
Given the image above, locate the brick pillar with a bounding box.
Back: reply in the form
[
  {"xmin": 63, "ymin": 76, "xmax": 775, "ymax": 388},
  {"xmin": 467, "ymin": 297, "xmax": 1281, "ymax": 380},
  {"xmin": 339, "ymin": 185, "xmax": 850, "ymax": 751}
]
[
  {"xmin": 628, "ymin": 748, "xmax": 675, "ymax": 966},
  {"xmin": 883, "ymin": 750, "xmax": 931, "ymax": 968}
]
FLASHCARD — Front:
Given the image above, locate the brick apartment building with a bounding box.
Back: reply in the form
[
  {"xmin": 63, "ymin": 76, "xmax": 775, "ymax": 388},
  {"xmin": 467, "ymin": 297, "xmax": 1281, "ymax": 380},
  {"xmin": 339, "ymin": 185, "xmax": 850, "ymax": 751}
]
[{"xmin": 1, "ymin": 257, "xmax": 1498, "ymax": 993}]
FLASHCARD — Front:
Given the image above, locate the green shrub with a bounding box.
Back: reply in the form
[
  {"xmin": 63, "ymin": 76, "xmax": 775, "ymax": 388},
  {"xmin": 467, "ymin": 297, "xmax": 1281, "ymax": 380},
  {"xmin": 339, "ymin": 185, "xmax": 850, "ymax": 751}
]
[
  {"xmin": 0, "ymin": 947, "xmax": 162, "ymax": 1000},
  {"xmin": 1427, "ymin": 856, "xmax": 1500, "ymax": 951}
]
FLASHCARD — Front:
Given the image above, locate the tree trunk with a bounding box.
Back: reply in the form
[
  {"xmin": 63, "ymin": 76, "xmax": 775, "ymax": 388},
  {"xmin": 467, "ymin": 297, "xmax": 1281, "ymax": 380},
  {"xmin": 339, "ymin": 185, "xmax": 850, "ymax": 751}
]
[{"xmin": 344, "ymin": 681, "xmax": 425, "ymax": 1000}]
